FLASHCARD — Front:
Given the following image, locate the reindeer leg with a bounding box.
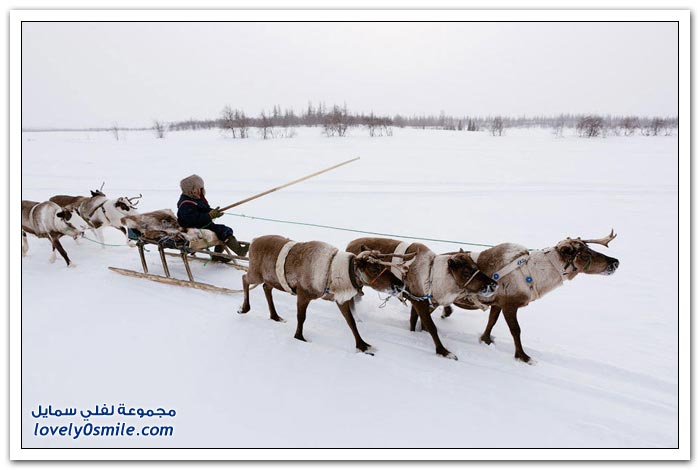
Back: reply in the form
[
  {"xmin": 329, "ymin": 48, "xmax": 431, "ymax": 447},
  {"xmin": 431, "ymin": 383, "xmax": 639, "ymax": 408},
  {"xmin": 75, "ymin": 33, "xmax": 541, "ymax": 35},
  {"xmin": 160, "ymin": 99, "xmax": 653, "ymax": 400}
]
[
  {"xmin": 263, "ymin": 283, "xmax": 284, "ymax": 322},
  {"xmin": 337, "ymin": 300, "xmax": 373, "ymax": 354},
  {"xmin": 441, "ymin": 305, "xmax": 453, "ymax": 318},
  {"xmin": 480, "ymin": 306, "xmax": 502, "ymax": 345},
  {"xmin": 47, "ymin": 235, "xmax": 57, "ymax": 263},
  {"xmin": 52, "ymin": 238, "xmax": 72, "ymax": 267},
  {"xmin": 95, "ymin": 227, "xmax": 106, "ymax": 249},
  {"xmin": 409, "ymin": 304, "xmax": 419, "ymax": 331},
  {"xmin": 21, "ymin": 231, "xmax": 28, "ymax": 257},
  {"xmin": 238, "ymin": 273, "xmax": 251, "ymax": 314},
  {"xmin": 415, "ymin": 301, "xmax": 456, "ymax": 360},
  {"xmin": 502, "ymin": 306, "xmax": 531, "ymax": 363},
  {"xmin": 294, "ymin": 293, "xmax": 311, "ymax": 342}
]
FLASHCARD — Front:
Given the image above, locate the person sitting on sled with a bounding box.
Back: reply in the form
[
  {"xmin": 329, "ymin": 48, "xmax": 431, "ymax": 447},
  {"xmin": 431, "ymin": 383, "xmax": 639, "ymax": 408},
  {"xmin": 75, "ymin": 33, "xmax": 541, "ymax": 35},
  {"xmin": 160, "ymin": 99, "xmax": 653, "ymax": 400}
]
[{"xmin": 177, "ymin": 174, "xmax": 249, "ymax": 259}]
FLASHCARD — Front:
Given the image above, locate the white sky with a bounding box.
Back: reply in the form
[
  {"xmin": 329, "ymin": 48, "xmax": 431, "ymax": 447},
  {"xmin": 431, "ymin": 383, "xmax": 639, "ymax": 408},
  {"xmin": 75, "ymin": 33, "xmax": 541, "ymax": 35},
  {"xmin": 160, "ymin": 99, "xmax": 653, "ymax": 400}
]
[{"xmin": 21, "ymin": 21, "xmax": 678, "ymax": 128}]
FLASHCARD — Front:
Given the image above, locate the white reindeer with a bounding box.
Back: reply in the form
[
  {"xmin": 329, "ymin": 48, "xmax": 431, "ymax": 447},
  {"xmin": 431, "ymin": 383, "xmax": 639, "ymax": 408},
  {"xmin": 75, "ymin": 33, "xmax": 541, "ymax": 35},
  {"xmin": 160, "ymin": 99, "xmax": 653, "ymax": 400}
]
[
  {"xmin": 50, "ymin": 190, "xmax": 141, "ymax": 247},
  {"xmin": 22, "ymin": 200, "xmax": 90, "ymax": 267}
]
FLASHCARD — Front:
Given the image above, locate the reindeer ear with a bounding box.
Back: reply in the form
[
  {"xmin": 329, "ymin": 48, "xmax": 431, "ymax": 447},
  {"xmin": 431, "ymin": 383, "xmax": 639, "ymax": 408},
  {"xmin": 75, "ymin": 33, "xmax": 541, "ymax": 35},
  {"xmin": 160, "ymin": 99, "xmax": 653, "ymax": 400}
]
[
  {"xmin": 448, "ymin": 258, "xmax": 459, "ymax": 269},
  {"xmin": 56, "ymin": 210, "xmax": 69, "ymax": 220},
  {"xmin": 459, "ymin": 248, "xmax": 464, "ymax": 253}
]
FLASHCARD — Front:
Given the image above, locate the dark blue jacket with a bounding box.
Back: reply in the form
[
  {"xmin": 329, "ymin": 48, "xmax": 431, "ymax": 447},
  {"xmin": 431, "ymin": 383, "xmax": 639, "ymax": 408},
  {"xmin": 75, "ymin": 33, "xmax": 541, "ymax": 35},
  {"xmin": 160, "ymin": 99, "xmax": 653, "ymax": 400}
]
[{"xmin": 177, "ymin": 194, "xmax": 212, "ymax": 229}]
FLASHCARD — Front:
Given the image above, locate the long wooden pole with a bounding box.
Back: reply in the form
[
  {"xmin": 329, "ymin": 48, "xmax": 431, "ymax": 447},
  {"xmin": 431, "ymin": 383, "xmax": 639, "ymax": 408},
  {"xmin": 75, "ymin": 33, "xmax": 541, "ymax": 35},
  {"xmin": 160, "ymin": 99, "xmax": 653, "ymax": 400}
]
[{"xmin": 218, "ymin": 157, "xmax": 360, "ymax": 212}]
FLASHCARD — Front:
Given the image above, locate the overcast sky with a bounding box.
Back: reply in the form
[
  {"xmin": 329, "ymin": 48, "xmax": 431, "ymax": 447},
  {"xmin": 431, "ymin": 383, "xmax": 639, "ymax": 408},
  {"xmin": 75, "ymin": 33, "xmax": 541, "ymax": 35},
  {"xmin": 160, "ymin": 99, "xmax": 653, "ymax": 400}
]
[{"xmin": 21, "ymin": 21, "xmax": 678, "ymax": 129}]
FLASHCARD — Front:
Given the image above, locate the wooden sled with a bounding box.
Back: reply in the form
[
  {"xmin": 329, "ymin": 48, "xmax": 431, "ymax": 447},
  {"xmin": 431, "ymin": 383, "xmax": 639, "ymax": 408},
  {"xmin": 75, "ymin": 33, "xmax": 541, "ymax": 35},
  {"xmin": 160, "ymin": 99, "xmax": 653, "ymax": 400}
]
[{"xmin": 109, "ymin": 235, "xmax": 249, "ymax": 295}]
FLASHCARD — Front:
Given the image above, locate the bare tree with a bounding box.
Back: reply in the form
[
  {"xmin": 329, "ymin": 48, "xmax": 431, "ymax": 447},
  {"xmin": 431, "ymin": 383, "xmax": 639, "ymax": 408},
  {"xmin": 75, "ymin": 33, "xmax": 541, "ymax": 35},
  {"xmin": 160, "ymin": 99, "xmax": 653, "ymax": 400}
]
[
  {"xmin": 234, "ymin": 110, "xmax": 249, "ymax": 138},
  {"xmin": 576, "ymin": 115, "xmax": 604, "ymax": 137},
  {"xmin": 552, "ymin": 115, "xmax": 565, "ymax": 137},
  {"xmin": 111, "ymin": 122, "xmax": 120, "ymax": 141},
  {"xmin": 490, "ymin": 116, "xmax": 505, "ymax": 136},
  {"xmin": 258, "ymin": 111, "xmax": 273, "ymax": 140},
  {"xmin": 621, "ymin": 117, "xmax": 640, "ymax": 136},
  {"xmin": 642, "ymin": 117, "xmax": 665, "ymax": 136},
  {"xmin": 220, "ymin": 106, "xmax": 237, "ymax": 139},
  {"xmin": 153, "ymin": 120, "xmax": 167, "ymax": 139},
  {"xmin": 323, "ymin": 104, "xmax": 350, "ymax": 137}
]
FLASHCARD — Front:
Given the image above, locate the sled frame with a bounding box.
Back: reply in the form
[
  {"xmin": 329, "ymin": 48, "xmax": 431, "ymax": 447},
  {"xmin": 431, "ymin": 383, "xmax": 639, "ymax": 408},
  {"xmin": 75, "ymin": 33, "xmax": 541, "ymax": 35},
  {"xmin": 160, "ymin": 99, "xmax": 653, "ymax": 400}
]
[{"xmin": 109, "ymin": 237, "xmax": 248, "ymax": 295}]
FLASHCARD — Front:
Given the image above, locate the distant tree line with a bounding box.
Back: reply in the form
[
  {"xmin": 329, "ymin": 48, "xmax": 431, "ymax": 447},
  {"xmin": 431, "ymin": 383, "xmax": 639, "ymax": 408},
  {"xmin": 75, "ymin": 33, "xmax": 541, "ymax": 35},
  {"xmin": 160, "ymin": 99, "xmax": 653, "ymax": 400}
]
[
  {"xmin": 164, "ymin": 104, "xmax": 678, "ymax": 139},
  {"xmin": 21, "ymin": 105, "xmax": 678, "ymax": 140}
]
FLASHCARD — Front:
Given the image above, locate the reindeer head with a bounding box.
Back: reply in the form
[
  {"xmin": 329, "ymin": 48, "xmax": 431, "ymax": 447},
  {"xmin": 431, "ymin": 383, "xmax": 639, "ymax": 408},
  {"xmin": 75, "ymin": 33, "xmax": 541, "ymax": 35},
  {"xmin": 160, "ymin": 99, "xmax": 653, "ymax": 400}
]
[
  {"xmin": 114, "ymin": 194, "xmax": 142, "ymax": 213},
  {"xmin": 555, "ymin": 229, "xmax": 619, "ymax": 276},
  {"xmin": 56, "ymin": 208, "xmax": 89, "ymax": 238},
  {"xmin": 354, "ymin": 246, "xmax": 416, "ymax": 293},
  {"xmin": 447, "ymin": 249, "xmax": 498, "ymax": 297},
  {"xmin": 91, "ymin": 182, "xmax": 106, "ymax": 198}
]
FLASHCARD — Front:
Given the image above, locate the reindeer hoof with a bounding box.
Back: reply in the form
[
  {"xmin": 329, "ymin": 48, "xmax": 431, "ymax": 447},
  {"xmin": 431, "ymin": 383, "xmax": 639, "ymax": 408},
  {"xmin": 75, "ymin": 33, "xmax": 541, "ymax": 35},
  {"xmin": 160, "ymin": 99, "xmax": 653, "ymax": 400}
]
[
  {"xmin": 479, "ymin": 334, "xmax": 493, "ymax": 345},
  {"xmin": 67, "ymin": 263, "xmax": 77, "ymax": 268},
  {"xmin": 237, "ymin": 305, "xmax": 250, "ymax": 314},
  {"xmin": 439, "ymin": 350, "xmax": 458, "ymax": 361},
  {"xmin": 271, "ymin": 316, "xmax": 286, "ymax": 323},
  {"xmin": 515, "ymin": 353, "xmax": 533, "ymax": 364},
  {"xmin": 294, "ymin": 334, "xmax": 307, "ymax": 342},
  {"xmin": 358, "ymin": 344, "xmax": 375, "ymax": 355}
]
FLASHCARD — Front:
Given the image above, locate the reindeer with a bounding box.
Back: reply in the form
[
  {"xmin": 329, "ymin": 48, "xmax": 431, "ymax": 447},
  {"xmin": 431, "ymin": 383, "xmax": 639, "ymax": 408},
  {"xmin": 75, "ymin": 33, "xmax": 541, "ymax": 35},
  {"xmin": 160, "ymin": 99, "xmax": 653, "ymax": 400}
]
[
  {"xmin": 238, "ymin": 235, "xmax": 415, "ymax": 354},
  {"xmin": 346, "ymin": 238, "xmax": 498, "ymax": 360},
  {"xmin": 22, "ymin": 200, "xmax": 89, "ymax": 267},
  {"xmin": 121, "ymin": 209, "xmax": 222, "ymax": 250},
  {"xmin": 49, "ymin": 188, "xmax": 141, "ymax": 247},
  {"xmin": 440, "ymin": 231, "xmax": 620, "ymax": 363}
]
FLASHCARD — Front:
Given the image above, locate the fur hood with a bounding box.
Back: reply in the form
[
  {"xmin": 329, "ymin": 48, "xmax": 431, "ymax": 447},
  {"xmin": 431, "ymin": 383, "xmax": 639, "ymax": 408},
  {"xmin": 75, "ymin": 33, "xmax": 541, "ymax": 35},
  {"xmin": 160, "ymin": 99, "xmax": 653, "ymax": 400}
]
[{"xmin": 180, "ymin": 174, "xmax": 205, "ymax": 198}]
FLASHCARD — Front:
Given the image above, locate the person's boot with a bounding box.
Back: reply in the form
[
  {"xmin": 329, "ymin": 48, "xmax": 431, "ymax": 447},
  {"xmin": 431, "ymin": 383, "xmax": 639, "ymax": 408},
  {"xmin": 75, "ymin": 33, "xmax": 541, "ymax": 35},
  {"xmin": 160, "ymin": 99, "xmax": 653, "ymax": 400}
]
[
  {"xmin": 225, "ymin": 236, "xmax": 249, "ymax": 257},
  {"xmin": 210, "ymin": 244, "xmax": 231, "ymax": 263}
]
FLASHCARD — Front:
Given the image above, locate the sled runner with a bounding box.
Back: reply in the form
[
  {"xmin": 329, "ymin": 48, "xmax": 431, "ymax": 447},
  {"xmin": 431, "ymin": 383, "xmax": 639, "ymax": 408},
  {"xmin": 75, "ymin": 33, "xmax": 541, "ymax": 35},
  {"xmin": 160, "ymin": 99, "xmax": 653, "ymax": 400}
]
[{"xmin": 108, "ymin": 217, "xmax": 249, "ymax": 295}]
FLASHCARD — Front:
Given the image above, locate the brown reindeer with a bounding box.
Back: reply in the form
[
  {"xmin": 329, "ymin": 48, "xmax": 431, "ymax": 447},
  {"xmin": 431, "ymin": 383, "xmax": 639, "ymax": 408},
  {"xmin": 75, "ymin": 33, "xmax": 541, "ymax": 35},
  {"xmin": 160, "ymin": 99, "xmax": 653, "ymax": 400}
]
[
  {"xmin": 441, "ymin": 231, "xmax": 620, "ymax": 363},
  {"xmin": 238, "ymin": 235, "xmax": 415, "ymax": 354},
  {"xmin": 346, "ymin": 237, "xmax": 497, "ymax": 360}
]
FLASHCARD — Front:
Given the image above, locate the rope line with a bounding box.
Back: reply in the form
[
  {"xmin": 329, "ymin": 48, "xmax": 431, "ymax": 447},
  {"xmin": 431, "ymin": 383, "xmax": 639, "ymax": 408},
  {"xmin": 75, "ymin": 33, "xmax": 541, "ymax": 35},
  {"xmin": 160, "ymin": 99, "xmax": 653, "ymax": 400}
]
[
  {"xmin": 223, "ymin": 212, "xmax": 496, "ymax": 249},
  {"xmin": 80, "ymin": 234, "xmax": 130, "ymax": 247}
]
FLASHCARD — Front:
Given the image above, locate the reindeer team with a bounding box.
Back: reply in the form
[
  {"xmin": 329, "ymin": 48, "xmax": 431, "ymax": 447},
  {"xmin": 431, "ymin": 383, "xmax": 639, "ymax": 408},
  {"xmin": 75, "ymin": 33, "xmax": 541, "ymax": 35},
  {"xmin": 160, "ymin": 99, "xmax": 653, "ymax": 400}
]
[{"xmin": 22, "ymin": 185, "xmax": 619, "ymax": 363}]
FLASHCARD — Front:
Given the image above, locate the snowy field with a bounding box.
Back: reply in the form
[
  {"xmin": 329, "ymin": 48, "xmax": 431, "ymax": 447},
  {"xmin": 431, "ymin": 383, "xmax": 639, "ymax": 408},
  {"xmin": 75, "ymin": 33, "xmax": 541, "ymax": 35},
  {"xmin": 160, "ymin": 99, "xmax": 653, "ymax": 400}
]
[{"xmin": 19, "ymin": 126, "xmax": 678, "ymax": 449}]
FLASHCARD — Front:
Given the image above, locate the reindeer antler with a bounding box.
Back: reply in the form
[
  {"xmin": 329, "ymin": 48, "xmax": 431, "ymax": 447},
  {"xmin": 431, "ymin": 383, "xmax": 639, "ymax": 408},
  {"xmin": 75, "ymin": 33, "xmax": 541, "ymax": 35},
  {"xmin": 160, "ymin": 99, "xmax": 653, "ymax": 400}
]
[
  {"xmin": 581, "ymin": 229, "xmax": 617, "ymax": 247},
  {"xmin": 127, "ymin": 193, "xmax": 143, "ymax": 206}
]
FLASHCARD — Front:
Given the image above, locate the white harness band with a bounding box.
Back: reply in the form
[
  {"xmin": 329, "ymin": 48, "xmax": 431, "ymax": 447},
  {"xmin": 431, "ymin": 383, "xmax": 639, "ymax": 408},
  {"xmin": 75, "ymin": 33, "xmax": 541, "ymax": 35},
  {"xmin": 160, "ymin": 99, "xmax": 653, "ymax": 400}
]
[
  {"xmin": 490, "ymin": 253, "xmax": 543, "ymax": 300},
  {"xmin": 391, "ymin": 241, "xmax": 410, "ymax": 279},
  {"xmin": 276, "ymin": 241, "xmax": 297, "ymax": 294},
  {"xmin": 491, "ymin": 255, "xmax": 529, "ymax": 281}
]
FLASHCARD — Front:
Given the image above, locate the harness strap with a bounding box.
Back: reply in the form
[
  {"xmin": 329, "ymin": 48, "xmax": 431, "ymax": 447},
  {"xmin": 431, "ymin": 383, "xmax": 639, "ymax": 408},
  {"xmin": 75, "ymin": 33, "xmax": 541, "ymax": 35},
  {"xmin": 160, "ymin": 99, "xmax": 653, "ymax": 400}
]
[
  {"xmin": 491, "ymin": 255, "xmax": 528, "ymax": 281},
  {"xmin": 100, "ymin": 204, "xmax": 114, "ymax": 226},
  {"xmin": 469, "ymin": 251, "xmax": 481, "ymax": 263},
  {"xmin": 544, "ymin": 248, "xmax": 570, "ymax": 281},
  {"xmin": 518, "ymin": 262, "xmax": 540, "ymax": 300},
  {"xmin": 87, "ymin": 200, "xmax": 107, "ymax": 219},
  {"xmin": 348, "ymin": 255, "xmax": 362, "ymax": 290},
  {"xmin": 463, "ymin": 269, "xmax": 482, "ymax": 289},
  {"xmin": 424, "ymin": 256, "xmax": 436, "ymax": 307},
  {"xmin": 276, "ymin": 241, "xmax": 297, "ymax": 294},
  {"xmin": 391, "ymin": 241, "xmax": 410, "ymax": 279},
  {"xmin": 321, "ymin": 249, "xmax": 340, "ymax": 299}
]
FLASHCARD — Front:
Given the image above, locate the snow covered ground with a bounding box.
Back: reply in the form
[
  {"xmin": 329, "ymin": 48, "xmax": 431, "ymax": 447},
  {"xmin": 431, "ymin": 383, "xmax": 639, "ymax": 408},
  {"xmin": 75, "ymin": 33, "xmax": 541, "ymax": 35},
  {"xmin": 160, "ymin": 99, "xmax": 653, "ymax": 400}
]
[{"xmin": 19, "ymin": 126, "xmax": 678, "ymax": 449}]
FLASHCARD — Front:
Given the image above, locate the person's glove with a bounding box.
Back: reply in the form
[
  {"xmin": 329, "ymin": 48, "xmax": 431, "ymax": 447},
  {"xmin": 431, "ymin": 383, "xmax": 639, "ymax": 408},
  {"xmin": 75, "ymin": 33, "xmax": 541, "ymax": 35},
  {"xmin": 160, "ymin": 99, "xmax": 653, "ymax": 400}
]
[{"xmin": 208, "ymin": 207, "xmax": 223, "ymax": 219}]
